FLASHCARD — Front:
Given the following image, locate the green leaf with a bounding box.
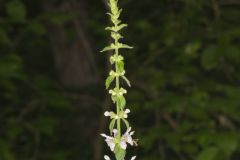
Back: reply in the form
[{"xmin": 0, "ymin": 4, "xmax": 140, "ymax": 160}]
[
  {"xmin": 6, "ymin": 0, "xmax": 26, "ymax": 23},
  {"xmin": 121, "ymin": 76, "xmax": 131, "ymax": 87},
  {"xmin": 33, "ymin": 117, "xmax": 58, "ymax": 135},
  {"xmin": 114, "ymin": 145, "xmax": 126, "ymax": 160},
  {"xmin": 105, "ymin": 75, "xmax": 115, "ymax": 89},
  {"xmin": 112, "ymin": 19, "xmax": 122, "ymax": 25},
  {"xmin": 196, "ymin": 147, "xmax": 219, "ymax": 160},
  {"xmin": 117, "ymin": 61, "xmax": 124, "ymax": 72},
  {"xmin": 0, "ymin": 54, "xmax": 22, "ymax": 78},
  {"xmin": 111, "ymin": 32, "xmax": 123, "ymax": 40},
  {"xmin": 0, "ymin": 29, "xmax": 11, "ymax": 46},
  {"xmin": 101, "ymin": 43, "xmax": 132, "ymax": 52},
  {"xmin": 122, "ymin": 118, "xmax": 130, "ymax": 129},
  {"xmin": 118, "ymin": 95, "xmax": 126, "ymax": 109},
  {"xmin": 118, "ymin": 43, "xmax": 133, "ymax": 49},
  {"xmin": 111, "ymin": 95, "xmax": 117, "ymax": 103},
  {"xmin": 101, "ymin": 43, "xmax": 115, "ymax": 52},
  {"xmin": 117, "ymin": 24, "xmax": 128, "ymax": 31},
  {"xmin": 0, "ymin": 139, "xmax": 16, "ymax": 160},
  {"xmin": 215, "ymin": 134, "xmax": 239, "ymax": 157},
  {"xmin": 109, "ymin": 119, "xmax": 116, "ymax": 133},
  {"xmin": 106, "ymin": 24, "xmax": 128, "ymax": 32},
  {"xmin": 201, "ymin": 45, "xmax": 221, "ymax": 70},
  {"xmin": 27, "ymin": 21, "xmax": 46, "ymax": 35}
]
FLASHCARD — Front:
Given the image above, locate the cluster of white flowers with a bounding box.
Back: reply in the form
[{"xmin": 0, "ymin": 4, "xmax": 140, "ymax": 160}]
[
  {"xmin": 104, "ymin": 155, "xmax": 136, "ymax": 160},
  {"xmin": 101, "ymin": 127, "xmax": 135, "ymax": 151},
  {"xmin": 109, "ymin": 88, "xmax": 127, "ymax": 96},
  {"xmin": 110, "ymin": 55, "xmax": 124, "ymax": 64},
  {"xmin": 101, "ymin": 128, "xmax": 136, "ymax": 160},
  {"xmin": 110, "ymin": 70, "xmax": 126, "ymax": 77},
  {"xmin": 104, "ymin": 109, "xmax": 130, "ymax": 119}
]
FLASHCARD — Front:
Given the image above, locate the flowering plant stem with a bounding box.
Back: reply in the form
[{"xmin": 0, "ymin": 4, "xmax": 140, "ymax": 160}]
[
  {"xmin": 100, "ymin": 0, "xmax": 137, "ymax": 160},
  {"xmin": 115, "ymin": 39, "xmax": 121, "ymax": 141}
]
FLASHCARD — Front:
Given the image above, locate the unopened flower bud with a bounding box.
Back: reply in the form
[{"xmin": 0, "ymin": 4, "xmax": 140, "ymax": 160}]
[
  {"xmin": 110, "ymin": 71, "xmax": 115, "ymax": 76},
  {"xmin": 125, "ymin": 109, "xmax": 130, "ymax": 114},
  {"xmin": 104, "ymin": 111, "xmax": 110, "ymax": 116}
]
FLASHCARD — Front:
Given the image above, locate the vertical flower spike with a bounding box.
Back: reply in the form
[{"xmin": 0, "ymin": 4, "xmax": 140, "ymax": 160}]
[{"xmin": 100, "ymin": 0, "xmax": 137, "ymax": 160}]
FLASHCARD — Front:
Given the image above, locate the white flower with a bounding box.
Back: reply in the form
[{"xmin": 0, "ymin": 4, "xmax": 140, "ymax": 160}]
[
  {"xmin": 125, "ymin": 109, "xmax": 130, "ymax": 114},
  {"xmin": 122, "ymin": 127, "xmax": 134, "ymax": 146},
  {"xmin": 118, "ymin": 127, "xmax": 135, "ymax": 150},
  {"xmin": 130, "ymin": 156, "xmax": 136, "ymax": 160},
  {"xmin": 101, "ymin": 128, "xmax": 135, "ymax": 152},
  {"xmin": 104, "ymin": 111, "xmax": 111, "ymax": 116},
  {"xmin": 113, "ymin": 129, "xmax": 118, "ymax": 137},
  {"xmin": 123, "ymin": 109, "xmax": 130, "ymax": 118},
  {"xmin": 104, "ymin": 155, "xmax": 111, "ymax": 160},
  {"xmin": 120, "ymin": 140, "xmax": 127, "ymax": 150},
  {"xmin": 100, "ymin": 134, "xmax": 115, "ymax": 151},
  {"xmin": 104, "ymin": 155, "xmax": 136, "ymax": 160}
]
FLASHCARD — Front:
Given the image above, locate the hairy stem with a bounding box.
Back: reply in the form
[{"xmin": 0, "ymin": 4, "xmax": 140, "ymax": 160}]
[{"xmin": 115, "ymin": 39, "xmax": 121, "ymax": 140}]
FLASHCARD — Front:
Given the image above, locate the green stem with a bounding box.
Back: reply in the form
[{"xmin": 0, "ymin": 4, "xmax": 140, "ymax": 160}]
[{"xmin": 115, "ymin": 37, "xmax": 121, "ymax": 140}]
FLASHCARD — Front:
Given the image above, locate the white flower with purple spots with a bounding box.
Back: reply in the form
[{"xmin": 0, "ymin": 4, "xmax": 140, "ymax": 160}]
[
  {"xmin": 119, "ymin": 127, "xmax": 135, "ymax": 149},
  {"xmin": 101, "ymin": 127, "xmax": 135, "ymax": 152}
]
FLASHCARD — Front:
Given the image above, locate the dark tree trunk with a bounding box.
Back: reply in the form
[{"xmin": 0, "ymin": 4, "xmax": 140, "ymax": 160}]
[
  {"xmin": 42, "ymin": 1, "xmax": 106, "ymax": 160},
  {"xmin": 43, "ymin": 0, "xmax": 99, "ymax": 87}
]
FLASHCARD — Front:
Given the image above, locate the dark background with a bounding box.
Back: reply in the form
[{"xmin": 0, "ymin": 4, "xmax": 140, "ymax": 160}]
[{"xmin": 0, "ymin": 0, "xmax": 240, "ymax": 160}]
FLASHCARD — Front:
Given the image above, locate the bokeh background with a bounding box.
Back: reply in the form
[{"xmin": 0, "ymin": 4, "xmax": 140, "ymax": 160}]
[{"xmin": 0, "ymin": 0, "xmax": 240, "ymax": 159}]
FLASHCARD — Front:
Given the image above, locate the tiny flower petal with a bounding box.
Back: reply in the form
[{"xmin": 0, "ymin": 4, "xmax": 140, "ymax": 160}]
[
  {"xmin": 122, "ymin": 128, "xmax": 135, "ymax": 146},
  {"xmin": 120, "ymin": 140, "xmax": 127, "ymax": 150},
  {"xmin": 105, "ymin": 139, "xmax": 115, "ymax": 151},
  {"xmin": 104, "ymin": 111, "xmax": 110, "ymax": 116},
  {"xmin": 101, "ymin": 134, "xmax": 113, "ymax": 139},
  {"xmin": 131, "ymin": 156, "xmax": 136, "ymax": 160},
  {"xmin": 100, "ymin": 134, "xmax": 109, "ymax": 138},
  {"xmin": 113, "ymin": 129, "xmax": 118, "ymax": 137},
  {"xmin": 104, "ymin": 155, "xmax": 111, "ymax": 160},
  {"xmin": 101, "ymin": 133, "xmax": 116, "ymax": 151},
  {"xmin": 125, "ymin": 109, "xmax": 130, "ymax": 113},
  {"xmin": 127, "ymin": 127, "xmax": 132, "ymax": 133},
  {"xmin": 126, "ymin": 136, "xmax": 133, "ymax": 145}
]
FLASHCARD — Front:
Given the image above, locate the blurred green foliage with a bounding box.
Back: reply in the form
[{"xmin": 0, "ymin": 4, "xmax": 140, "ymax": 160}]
[{"xmin": 0, "ymin": 0, "xmax": 240, "ymax": 160}]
